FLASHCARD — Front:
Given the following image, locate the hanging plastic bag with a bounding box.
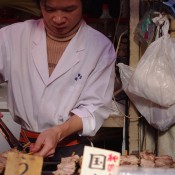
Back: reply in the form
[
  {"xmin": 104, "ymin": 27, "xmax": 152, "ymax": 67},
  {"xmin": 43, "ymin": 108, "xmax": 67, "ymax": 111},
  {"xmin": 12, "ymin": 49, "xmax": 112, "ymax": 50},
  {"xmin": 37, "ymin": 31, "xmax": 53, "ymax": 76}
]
[
  {"xmin": 118, "ymin": 63, "xmax": 175, "ymax": 131},
  {"xmin": 128, "ymin": 17, "xmax": 175, "ymax": 107}
]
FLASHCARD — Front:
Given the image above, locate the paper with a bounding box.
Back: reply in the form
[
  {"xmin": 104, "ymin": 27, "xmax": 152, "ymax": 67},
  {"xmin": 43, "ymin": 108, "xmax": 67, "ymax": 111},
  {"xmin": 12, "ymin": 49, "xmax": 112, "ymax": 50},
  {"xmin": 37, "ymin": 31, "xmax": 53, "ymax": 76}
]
[{"xmin": 81, "ymin": 146, "xmax": 120, "ymax": 175}]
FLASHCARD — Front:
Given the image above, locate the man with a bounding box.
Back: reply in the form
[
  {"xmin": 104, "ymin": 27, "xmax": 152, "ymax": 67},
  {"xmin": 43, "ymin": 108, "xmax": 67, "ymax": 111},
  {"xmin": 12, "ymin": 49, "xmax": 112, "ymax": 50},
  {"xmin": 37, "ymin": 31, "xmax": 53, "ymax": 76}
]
[{"xmin": 0, "ymin": 0, "xmax": 116, "ymax": 161}]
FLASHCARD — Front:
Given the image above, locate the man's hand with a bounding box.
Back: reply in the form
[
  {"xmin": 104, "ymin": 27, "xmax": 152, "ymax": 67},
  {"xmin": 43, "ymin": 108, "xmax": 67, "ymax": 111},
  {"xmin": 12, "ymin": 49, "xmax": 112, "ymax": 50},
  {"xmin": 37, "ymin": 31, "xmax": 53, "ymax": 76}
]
[
  {"xmin": 29, "ymin": 126, "xmax": 61, "ymax": 157},
  {"xmin": 29, "ymin": 115, "xmax": 83, "ymax": 157}
]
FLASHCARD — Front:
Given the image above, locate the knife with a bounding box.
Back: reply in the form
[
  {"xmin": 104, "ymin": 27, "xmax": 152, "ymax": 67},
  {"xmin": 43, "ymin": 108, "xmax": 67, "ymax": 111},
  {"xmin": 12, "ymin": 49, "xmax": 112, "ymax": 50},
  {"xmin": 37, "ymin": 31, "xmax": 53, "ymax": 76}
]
[{"xmin": 0, "ymin": 113, "xmax": 23, "ymax": 151}]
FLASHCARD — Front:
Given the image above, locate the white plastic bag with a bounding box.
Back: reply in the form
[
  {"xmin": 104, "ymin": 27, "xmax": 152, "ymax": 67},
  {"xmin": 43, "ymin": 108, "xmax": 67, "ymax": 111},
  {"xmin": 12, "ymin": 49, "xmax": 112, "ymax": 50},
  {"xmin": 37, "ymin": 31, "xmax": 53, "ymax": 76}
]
[
  {"xmin": 128, "ymin": 18, "xmax": 175, "ymax": 107},
  {"xmin": 118, "ymin": 63, "xmax": 175, "ymax": 131}
]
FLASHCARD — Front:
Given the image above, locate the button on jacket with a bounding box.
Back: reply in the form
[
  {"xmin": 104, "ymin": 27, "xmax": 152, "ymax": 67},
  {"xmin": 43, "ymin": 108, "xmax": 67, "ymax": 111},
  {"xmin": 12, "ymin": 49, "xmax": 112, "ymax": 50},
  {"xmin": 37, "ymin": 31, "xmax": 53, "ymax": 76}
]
[{"xmin": 0, "ymin": 19, "xmax": 116, "ymax": 136}]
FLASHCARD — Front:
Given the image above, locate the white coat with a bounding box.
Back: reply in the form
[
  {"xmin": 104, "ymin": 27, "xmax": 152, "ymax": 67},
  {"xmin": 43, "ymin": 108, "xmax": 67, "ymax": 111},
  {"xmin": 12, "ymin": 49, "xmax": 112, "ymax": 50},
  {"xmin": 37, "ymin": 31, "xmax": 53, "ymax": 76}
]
[{"xmin": 0, "ymin": 19, "xmax": 116, "ymax": 136}]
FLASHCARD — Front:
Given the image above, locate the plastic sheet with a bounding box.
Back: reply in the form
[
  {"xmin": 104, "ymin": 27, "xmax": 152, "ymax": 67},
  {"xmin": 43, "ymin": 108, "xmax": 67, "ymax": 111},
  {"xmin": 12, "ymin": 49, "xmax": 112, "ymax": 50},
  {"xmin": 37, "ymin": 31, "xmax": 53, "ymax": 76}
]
[
  {"xmin": 118, "ymin": 63, "xmax": 175, "ymax": 131},
  {"xmin": 129, "ymin": 17, "xmax": 175, "ymax": 107}
]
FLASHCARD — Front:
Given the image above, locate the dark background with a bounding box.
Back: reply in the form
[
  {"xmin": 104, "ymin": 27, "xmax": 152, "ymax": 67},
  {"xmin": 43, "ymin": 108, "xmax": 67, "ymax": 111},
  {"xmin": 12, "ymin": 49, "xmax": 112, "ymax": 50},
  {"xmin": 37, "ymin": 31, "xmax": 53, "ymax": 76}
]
[{"xmin": 83, "ymin": 0, "xmax": 121, "ymax": 18}]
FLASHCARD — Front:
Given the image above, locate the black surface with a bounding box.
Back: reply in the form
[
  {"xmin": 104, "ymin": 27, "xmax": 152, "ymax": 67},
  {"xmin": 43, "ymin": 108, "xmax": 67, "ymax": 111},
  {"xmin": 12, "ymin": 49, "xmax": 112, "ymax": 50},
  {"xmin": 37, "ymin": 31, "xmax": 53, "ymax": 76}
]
[
  {"xmin": 42, "ymin": 161, "xmax": 58, "ymax": 173},
  {"xmin": 42, "ymin": 171, "xmax": 53, "ymax": 175}
]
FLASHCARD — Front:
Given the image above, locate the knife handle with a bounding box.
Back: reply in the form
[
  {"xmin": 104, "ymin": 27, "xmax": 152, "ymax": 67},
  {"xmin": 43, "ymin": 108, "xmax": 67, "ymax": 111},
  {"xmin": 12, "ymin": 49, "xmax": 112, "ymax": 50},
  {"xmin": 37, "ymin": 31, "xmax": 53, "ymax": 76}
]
[{"xmin": 0, "ymin": 117, "xmax": 23, "ymax": 150}]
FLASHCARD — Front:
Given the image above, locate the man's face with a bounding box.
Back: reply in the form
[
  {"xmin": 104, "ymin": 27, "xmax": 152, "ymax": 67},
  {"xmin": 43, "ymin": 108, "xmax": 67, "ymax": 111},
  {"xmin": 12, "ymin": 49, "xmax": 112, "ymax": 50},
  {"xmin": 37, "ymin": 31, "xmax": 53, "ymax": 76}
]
[{"xmin": 40, "ymin": 0, "xmax": 83, "ymax": 38}]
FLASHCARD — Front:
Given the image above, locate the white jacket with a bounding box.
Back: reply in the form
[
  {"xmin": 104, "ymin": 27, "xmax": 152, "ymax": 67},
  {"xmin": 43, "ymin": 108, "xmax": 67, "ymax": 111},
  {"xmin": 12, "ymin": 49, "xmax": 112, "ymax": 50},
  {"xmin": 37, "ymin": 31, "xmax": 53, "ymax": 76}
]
[{"xmin": 0, "ymin": 19, "xmax": 116, "ymax": 136}]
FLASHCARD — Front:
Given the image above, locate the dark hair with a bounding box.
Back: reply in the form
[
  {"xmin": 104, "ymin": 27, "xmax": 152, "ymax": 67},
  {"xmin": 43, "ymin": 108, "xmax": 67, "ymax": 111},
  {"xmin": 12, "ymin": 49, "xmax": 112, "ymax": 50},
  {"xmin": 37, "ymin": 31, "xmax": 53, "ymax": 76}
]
[
  {"xmin": 35, "ymin": 0, "xmax": 84, "ymax": 7},
  {"xmin": 35, "ymin": 0, "xmax": 86, "ymax": 15}
]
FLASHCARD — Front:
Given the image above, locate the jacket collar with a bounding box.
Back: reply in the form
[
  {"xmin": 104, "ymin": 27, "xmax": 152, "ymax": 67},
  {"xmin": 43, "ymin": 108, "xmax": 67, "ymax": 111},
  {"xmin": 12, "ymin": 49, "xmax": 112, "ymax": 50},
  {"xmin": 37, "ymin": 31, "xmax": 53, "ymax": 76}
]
[{"xmin": 31, "ymin": 19, "xmax": 87, "ymax": 85}]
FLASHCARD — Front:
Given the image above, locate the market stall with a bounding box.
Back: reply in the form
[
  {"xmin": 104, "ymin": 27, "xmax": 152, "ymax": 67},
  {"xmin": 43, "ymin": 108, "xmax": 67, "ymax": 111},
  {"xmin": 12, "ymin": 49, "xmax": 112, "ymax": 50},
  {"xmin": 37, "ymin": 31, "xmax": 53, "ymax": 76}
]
[{"xmin": 1, "ymin": 0, "xmax": 175, "ymax": 174}]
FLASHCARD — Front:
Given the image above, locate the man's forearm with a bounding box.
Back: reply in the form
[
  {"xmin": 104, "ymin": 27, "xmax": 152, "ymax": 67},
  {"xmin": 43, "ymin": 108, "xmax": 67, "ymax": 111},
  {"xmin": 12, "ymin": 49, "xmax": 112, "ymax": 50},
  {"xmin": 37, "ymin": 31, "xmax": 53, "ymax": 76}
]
[{"xmin": 54, "ymin": 114, "xmax": 83, "ymax": 141}]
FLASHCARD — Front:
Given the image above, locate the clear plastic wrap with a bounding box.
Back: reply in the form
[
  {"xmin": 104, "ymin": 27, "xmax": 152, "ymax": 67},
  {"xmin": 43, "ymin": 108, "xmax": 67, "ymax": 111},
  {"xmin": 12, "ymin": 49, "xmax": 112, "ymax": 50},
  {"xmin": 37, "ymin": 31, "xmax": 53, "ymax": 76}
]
[{"xmin": 118, "ymin": 167, "xmax": 175, "ymax": 175}]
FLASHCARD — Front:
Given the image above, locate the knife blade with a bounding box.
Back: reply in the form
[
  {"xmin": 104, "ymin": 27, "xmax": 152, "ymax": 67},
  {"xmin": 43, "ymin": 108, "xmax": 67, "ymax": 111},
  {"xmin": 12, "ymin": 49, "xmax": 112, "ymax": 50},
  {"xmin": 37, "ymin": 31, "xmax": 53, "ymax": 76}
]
[{"xmin": 0, "ymin": 115, "xmax": 23, "ymax": 151}]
